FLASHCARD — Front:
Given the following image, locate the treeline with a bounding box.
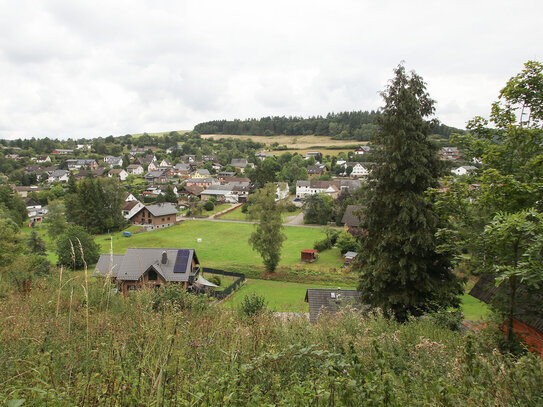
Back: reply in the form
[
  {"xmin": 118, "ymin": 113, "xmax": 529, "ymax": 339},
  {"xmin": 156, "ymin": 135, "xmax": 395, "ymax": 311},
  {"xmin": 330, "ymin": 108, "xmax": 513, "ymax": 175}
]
[{"xmin": 194, "ymin": 111, "xmax": 463, "ymax": 140}]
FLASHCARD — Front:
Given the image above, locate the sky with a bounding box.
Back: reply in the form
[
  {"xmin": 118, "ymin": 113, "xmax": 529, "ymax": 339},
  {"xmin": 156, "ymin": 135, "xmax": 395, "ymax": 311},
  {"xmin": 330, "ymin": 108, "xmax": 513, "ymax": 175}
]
[{"xmin": 0, "ymin": 1, "xmax": 541, "ymax": 140}]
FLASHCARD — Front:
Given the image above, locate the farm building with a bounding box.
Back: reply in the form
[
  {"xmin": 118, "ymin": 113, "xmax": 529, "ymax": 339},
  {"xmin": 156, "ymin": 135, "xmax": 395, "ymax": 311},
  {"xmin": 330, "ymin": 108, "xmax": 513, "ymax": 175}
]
[
  {"xmin": 93, "ymin": 248, "xmax": 215, "ymax": 295},
  {"xmin": 305, "ymin": 288, "xmax": 363, "ymax": 323},
  {"xmin": 470, "ymin": 273, "xmax": 543, "ymax": 356}
]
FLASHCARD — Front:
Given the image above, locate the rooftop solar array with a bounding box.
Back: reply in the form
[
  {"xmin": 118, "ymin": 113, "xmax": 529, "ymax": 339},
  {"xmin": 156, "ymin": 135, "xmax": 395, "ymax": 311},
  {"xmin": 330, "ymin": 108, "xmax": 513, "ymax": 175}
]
[{"xmin": 173, "ymin": 249, "xmax": 190, "ymax": 273}]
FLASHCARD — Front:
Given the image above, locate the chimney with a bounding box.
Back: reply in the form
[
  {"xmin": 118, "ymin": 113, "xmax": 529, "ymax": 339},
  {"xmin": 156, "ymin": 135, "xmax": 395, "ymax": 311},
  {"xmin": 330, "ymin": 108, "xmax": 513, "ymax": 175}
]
[{"xmin": 161, "ymin": 251, "xmax": 168, "ymax": 264}]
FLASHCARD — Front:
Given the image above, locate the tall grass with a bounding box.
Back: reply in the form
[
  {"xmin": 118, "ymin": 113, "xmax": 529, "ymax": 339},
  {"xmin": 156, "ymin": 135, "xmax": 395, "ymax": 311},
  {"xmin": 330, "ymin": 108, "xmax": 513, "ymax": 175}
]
[{"xmin": 0, "ymin": 275, "xmax": 542, "ymax": 406}]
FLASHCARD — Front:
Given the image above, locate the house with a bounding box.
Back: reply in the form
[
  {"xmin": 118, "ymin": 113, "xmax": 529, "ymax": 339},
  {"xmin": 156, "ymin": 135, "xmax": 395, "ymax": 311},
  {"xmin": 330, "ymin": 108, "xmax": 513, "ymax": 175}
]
[
  {"xmin": 470, "ymin": 273, "xmax": 543, "ymax": 356},
  {"xmin": 341, "ymin": 205, "xmax": 363, "ymax": 235},
  {"xmin": 276, "ymin": 182, "xmax": 289, "ymax": 201},
  {"xmin": 52, "ymin": 149, "xmax": 74, "ymax": 155},
  {"xmin": 440, "ymin": 147, "xmax": 462, "ymax": 161},
  {"xmin": 305, "ymin": 288, "xmax": 363, "ymax": 323},
  {"xmin": 136, "ymin": 154, "xmax": 157, "ymax": 165},
  {"xmin": 307, "ymin": 165, "xmax": 327, "ymax": 177},
  {"xmin": 191, "ymin": 169, "xmax": 210, "ymax": 178},
  {"xmin": 35, "ymin": 155, "xmax": 51, "ymax": 163},
  {"xmin": 160, "ymin": 159, "xmax": 172, "ymax": 168},
  {"xmin": 202, "ymin": 155, "xmax": 218, "ymax": 163},
  {"xmin": 355, "ymin": 146, "xmax": 371, "ymax": 155},
  {"xmin": 104, "ymin": 156, "xmax": 123, "ymax": 167},
  {"xmin": 451, "ymin": 166, "xmax": 477, "ymax": 176},
  {"xmin": 301, "ymin": 249, "xmax": 318, "ymax": 262},
  {"xmin": 12, "ymin": 185, "xmax": 45, "ymax": 197},
  {"xmin": 123, "ymin": 200, "xmax": 145, "ymax": 219},
  {"xmin": 346, "ymin": 162, "xmax": 373, "ymax": 177},
  {"xmin": 256, "ymin": 151, "xmax": 274, "ymax": 160},
  {"xmin": 76, "ymin": 144, "xmax": 91, "ymax": 151},
  {"xmin": 129, "ymin": 203, "xmax": 178, "ymax": 230},
  {"xmin": 218, "ymin": 171, "xmax": 236, "ymax": 181},
  {"xmin": 144, "ymin": 170, "xmax": 169, "ymax": 183},
  {"xmin": 180, "ymin": 155, "xmax": 196, "ymax": 163},
  {"xmin": 24, "ymin": 197, "xmax": 47, "ymax": 222},
  {"xmin": 5, "ymin": 154, "xmax": 20, "ymax": 160},
  {"xmin": 180, "ymin": 184, "xmax": 204, "ymax": 199},
  {"xmin": 125, "ymin": 192, "xmax": 139, "ymax": 202},
  {"xmin": 129, "ymin": 147, "xmax": 147, "ymax": 157},
  {"xmin": 108, "ymin": 168, "xmax": 128, "ymax": 181},
  {"xmin": 172, "ymin": 163, "xmax": 191, "ymax": 176},
  {"xmin": 295, "ymin": 180, "xmax": 341, "ymax": 199},
  {"xmin": 94, "ymin": 247, "xmax": 210, "ymax": 295},
  {"xmin": 126, "ymin": 164, "xmax": 144, "ymax": 175},
  {"xmin": 184, "ymin": 177, "xmax": 218, "ymax": 189},
  {"xmin": 148, "ymin": 160, "xmax": 159, "ymax": 172},
  {"xmin": 66, "ymin": 159, "xmax": 98, "ymax": 171},
  {"xmin": 200, "ymin": 184, "xmax": 238, "ymax": 203},
  {"xmin": 305, "ymin": 151, "xmax": 321, "ymax": 160},
  {"xmin": 231, "ymin": 158, "xmax": 253, "ymax": 173},
  {"xmin": 47, "ymin": 170, "xmax": 70, "ymax": 183}
]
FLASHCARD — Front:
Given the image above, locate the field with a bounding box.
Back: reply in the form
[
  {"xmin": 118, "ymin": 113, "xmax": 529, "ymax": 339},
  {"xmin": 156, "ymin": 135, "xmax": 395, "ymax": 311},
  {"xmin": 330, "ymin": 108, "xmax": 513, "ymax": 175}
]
[
  {"xmin": 218, "ymin": 205, "xmax": 302, "ymax": 222},
  {"xmin": 201, "ymin": 133, "xmax": 362, "ymax": 149},
  {"xmin": 98, "ymin": 220, "xmax": 343, "ymax": 272}
]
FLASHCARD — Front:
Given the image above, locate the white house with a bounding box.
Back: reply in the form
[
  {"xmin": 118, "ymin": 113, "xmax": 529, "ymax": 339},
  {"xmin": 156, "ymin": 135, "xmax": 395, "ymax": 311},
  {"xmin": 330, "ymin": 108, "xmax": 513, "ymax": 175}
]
[
  {"xmin": 349, "ymin": 163, "xmax": 372, "ymax": 177},
  {"xmin": 276, "ymin": 182, "xmax": 289, "ymax": 201},
  {"xmin": 148, "ymin": 160, "xmax": 159, "ymax": 172},
  {"xmin": 296, "ymin": 180, "xmax": 341, "ymax": 199},
  {"xmin": 104, "ymin": 156, "xmax": 123, "ymax": 167},
  {"xmin": 126, "ymin": 164, "xmax": 144, "ymax": 175},
  {"xmin": 160, "ymin": 159, "xmax": 172, "ymax": 168},
  {"xmin": 108, "ymin": 169, "xmax": 128, "ymax": 181},
  {"xmin": 451, "ymin": 166, "xmax": 477, "ymax": 176},
  {"xmin": 48, "ymin": 170, "xmax": 70, "ymax": 183},
  {"xmin": 123, "ymin": 201, "xmax": 145, "ymax": 220}
]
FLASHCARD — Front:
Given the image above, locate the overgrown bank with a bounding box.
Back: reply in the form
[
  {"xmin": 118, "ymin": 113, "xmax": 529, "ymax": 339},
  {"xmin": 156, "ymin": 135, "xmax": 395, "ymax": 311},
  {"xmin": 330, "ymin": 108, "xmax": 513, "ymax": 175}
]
[{"xmin": 1, "ymin": 276, "xmax": 541, "ymax": 406}]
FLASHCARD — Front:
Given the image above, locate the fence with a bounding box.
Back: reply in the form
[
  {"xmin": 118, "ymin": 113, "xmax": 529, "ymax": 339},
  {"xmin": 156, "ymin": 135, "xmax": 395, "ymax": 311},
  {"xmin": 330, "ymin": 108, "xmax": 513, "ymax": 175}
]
[{"xmin": 202, "ymin": 267, "xmax": 245, "ymax": 300}]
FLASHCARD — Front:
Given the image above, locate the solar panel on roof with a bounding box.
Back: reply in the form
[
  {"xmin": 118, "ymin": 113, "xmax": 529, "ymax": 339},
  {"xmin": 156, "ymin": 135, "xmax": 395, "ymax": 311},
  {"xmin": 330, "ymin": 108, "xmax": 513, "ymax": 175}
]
[{"xmin": 173, "ymin": 250, "xmax": 190, "ymax": 273}]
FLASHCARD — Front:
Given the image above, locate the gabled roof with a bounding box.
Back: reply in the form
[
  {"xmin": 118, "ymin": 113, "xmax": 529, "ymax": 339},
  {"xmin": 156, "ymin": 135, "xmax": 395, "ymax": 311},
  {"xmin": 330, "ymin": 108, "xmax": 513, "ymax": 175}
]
[
  {"xmin": 304, "ymin": 288, "xmax": 362, "ymax": 323},
  {"xmin": 342, "ymin": 205, "xmax": 362, "ymax": 227},
  {"xmin": 470, "ymin": 273, "xmax": 543, "ymax": 332},
  {"xmin": 231, "ymin": 158, "xmax": 248, "ymax": 167},
  {"xmin": 94, "ymin": 248, "xmax": 200, "ymax": 282},
  {"xmin": 145, "ymin": 203, "xmax": 178, "ymax": 216}
]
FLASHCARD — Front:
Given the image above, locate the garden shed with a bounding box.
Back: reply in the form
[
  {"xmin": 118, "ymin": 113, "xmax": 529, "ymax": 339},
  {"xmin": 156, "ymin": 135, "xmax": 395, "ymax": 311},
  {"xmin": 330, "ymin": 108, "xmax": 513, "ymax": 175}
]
[{"xmin": 301, "ymin": 249, "xmax": 318, "ymax": 262}]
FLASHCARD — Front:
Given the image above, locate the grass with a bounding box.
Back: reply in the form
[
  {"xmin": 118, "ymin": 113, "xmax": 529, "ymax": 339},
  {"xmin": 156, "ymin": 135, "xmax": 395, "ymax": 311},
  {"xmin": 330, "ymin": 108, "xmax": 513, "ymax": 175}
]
[
  {"xmin": 98, "ymin": 220, "xmax": 342, "ymax": 272},
  {"xmin": 222, "ymin": 278, "xmax": 355, "ymax": 312},
  {"xmin": 218, "ymin": 205, "xmax": 302, "ymax": 222},
  {"xmin": 460, "ymin": 293, "xmax": 489, "ymax": 321},
  {"xmin": 201, "ymin": 134, "xmax": 365, "ymax": 150}
]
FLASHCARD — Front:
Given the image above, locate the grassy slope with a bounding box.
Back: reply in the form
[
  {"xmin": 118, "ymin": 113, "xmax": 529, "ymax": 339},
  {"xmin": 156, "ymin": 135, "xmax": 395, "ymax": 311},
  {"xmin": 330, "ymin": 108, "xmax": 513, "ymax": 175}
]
[
  {"xmin": 98, "ymin": 220, "xmax": 342, "ymax": 271},
  {"xmin": 218, "ymin": 205, "xmax": 302, "ymax": 222}
]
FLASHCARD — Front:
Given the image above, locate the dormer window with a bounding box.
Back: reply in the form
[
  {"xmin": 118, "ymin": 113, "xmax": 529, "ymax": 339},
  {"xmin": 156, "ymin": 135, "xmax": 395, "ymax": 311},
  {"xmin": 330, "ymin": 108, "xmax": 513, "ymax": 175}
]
[{"xmin": 148, "ymin": 269, "xmax": 157, "ymax": 281}]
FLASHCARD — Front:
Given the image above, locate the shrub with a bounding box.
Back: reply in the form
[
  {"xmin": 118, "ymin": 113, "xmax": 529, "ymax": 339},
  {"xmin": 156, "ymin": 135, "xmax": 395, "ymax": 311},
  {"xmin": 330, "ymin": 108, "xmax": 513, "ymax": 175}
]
[
  {"xmin": 152, "ymin": 285, "xmax": 211, "ymax": 312},
  {"xmin": 424, "ymin": 309, "xmax": 464, "ymax": 331},
  {"xmin": 240, "ymin": 293, "xmax": 267, "ymax": 317},
  {"xmin": 204, "ymin": 200, "xmax": 215, "ymax": 211},
  {"xmin": 208, "ymin": 275, "xmax": 222, "ymax": 287},
  {"xmin": 56, "ymin": 225, "xmax": 100, "ymax": 269},
  {"xmin": 284, "ymin": 201, "xmax": 297, "ymax": 212},
  {"xmin": 336, "ymin": 231, "xmax": 358, "ymax": 254}
]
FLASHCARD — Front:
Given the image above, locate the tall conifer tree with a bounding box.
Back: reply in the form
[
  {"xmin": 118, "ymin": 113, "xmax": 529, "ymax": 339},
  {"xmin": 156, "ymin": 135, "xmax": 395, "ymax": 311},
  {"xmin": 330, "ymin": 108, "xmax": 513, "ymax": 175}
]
[{"xmin": 356, "ymin": 64, "xmax": 462, "ymax": 321}]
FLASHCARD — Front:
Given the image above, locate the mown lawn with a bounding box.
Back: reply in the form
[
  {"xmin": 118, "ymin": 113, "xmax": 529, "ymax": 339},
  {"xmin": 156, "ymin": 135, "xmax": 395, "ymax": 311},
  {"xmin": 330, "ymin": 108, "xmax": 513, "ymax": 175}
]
[
  {"xmin": 460, "ymin": 293, "xmax": 489, "ymax": 321},
  {"xmin": 98, "ymin": 220, "xmax": 341, "ymax": 271},
  {"xmin": 221, "ymin": 278, "xmax": 353, "ymax": 312},
  {"xmin": 218, "ymin": 205, "xmax": 302, "ymax": 222}
]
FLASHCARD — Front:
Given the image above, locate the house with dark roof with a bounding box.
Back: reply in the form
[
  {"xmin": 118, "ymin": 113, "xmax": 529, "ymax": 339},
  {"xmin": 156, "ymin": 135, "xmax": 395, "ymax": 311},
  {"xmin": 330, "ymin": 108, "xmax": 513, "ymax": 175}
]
[
  {"xmin": 129, "ymin": 203, "xmax": 178, "ymax": 230},
  {"xmin": 305, "ymin": 288, "xmax": 363, "ymax": 323},
  {"xmin": 470, "ymin": 273, "xmax": 543, "ymax": 356},
  {"xmin": 341, "ymin": 205, "xmax": 364, "ymax": 235},
  {"xmin": 94, "ymin": 248, "xmax": 212, "ymax": 295}
]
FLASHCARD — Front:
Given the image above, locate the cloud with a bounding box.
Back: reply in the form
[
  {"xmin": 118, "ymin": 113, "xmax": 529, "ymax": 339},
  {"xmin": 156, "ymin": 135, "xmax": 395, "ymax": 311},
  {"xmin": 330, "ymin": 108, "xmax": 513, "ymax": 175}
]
[{"xmin": 0, "ymin": 0, "xmax": 542, "ymax": 139}]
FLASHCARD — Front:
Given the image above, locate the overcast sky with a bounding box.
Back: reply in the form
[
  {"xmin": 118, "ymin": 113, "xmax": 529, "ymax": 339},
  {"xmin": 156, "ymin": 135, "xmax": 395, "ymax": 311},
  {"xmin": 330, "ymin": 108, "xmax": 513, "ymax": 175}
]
[{"xmin": 0, "ymin": 1, "xmax": 541, "ymax": 140}]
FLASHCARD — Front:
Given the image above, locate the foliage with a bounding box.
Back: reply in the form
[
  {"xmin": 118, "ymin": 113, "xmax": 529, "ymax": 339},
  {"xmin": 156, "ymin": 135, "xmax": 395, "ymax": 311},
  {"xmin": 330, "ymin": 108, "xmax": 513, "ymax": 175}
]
[
  {"xmin": 163, "ymin": 185, "xmax": 177, "ymax": 203},
  {"xmin": 65, "ymin": 177, "xmax": 126, "ymax": 234},
  {"xmin": 152, "ymin": 285, "xmax": 211, "ymax": 312},
  {"xmin": 0, "ymin": 185, "xmax": 27, "ymax": 225},
  {"xmin": 239, "ymin": 292, "xmax": 267, "ymax": 317},
  {"xmin": 336, "ymin": 231, "xmax": 358, "ymax": 254},
  {"xmin": 207, "ymin": 274, "xmax": 222, "ymax": 287},
  {"xmin": 0, "ymin": 279, "xmax": 541, "ymax": 406},
  {"xmin": 247, "ymin": 183, "xmax": 286, "ymax": 272},
  {"xmin": 356, "ymin": 64, "xmax": 462, "ymax": 321},
  {"xmin": 43, "ymin": 199, "xmax": 68, "ymax": 240},
  {"xmin": 56, "ymin": 225, "xmax": 100, "ymax": 269},
  {"xmin": 203, "ymin": 200, "xmax": 214, "ymax": 211},
  {"xmin": 27, "ymin": 230, "xmax": 46, "ymax": 255},
  {"xmin": 313, "ymin": 228, "xmax": 340, "ymax": 251},
  {"xmin": 303, "ymin": 193, "xmax": 334, "ymax": 224}
]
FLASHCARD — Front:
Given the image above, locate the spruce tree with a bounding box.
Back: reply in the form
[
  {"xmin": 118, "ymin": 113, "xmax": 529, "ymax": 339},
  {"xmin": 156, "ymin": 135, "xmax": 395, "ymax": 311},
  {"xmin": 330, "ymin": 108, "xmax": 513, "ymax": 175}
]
[{"xmin": 356, "ymin": 64, "xmax": 462, "ymax": 321}]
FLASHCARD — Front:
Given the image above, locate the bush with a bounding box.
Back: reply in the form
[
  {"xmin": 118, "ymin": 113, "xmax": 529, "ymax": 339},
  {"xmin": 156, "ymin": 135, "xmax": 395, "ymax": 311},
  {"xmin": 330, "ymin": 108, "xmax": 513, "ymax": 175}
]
[
  {"xmin": 152, "ymin": 285, "xmax": 211, "ymax": 312},
  {"xmin": 208, "ymin": 275, "xmax": 222, "ymax": 287},
  {"xmin": 56, "ymin": 225, "xmax": 100, "ymax": 269},
  {"xmin": 424, "ymin": 309, "xmax": 464, "ymax": 331},
  {"xmin": 336, "ymin": 231, "xmax": 358, "ymax": 254},
  {"xmin": 313, "ymin": 230, "xmax": 340, "ymax": 252},
  {"xmin": 239, "ymin": 293, "xmax": 267, "ymax": 317},
  {"xmin": 284, "ymin": 201, "xmax": 297, "ymax": 212},
  {"xmin": 204, "ymin": 200, "xmax": 215, "ymax": 211}
]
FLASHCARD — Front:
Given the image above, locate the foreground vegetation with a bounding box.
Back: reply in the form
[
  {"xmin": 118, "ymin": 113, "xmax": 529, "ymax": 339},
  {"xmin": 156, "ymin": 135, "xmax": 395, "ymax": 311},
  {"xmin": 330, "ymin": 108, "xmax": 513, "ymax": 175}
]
[{"xmin": 1, "ymin": 277, "xmax": 540, "ymax": 406}]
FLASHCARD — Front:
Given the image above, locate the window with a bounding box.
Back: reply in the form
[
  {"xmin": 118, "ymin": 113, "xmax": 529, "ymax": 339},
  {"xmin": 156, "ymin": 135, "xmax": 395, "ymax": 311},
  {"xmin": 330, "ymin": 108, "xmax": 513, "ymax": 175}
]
[
  {"xmin": 162, "ymin": 217, "xmax": 165, "ymax": 221},
  {"xmin": 167, "ymin": 217, "xmax": 170, "ymax": 221},
  {"xmin": 148, "ymin": 269, "xmax": 157, "ymax": 281}
]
